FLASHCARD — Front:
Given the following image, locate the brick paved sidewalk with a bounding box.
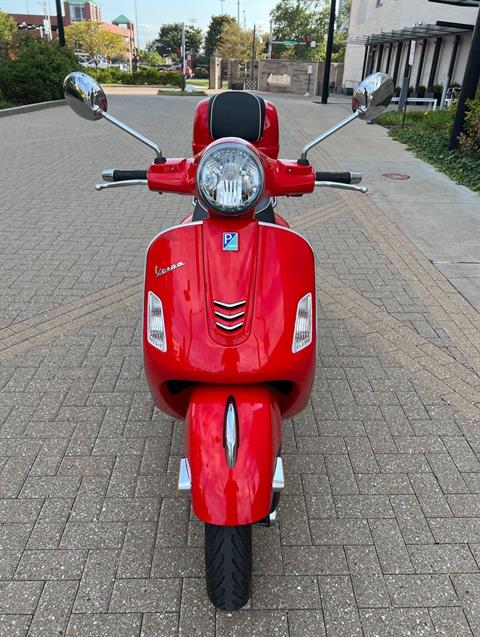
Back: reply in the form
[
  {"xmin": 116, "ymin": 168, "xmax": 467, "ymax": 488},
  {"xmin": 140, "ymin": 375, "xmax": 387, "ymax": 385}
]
[{"xmin": 1, "ymin": 95, "xmax": 480, "ymax": 636}]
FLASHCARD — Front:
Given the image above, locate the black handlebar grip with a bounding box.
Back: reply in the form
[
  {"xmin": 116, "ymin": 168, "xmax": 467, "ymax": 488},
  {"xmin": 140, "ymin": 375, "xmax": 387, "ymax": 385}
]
[
  {"xmin": 315, "ymin": 171, "xmax": 353, "ymax": 184},
  {"xmin": 112, "ymin": 169, "xmax": 148, "ymax": 181}
]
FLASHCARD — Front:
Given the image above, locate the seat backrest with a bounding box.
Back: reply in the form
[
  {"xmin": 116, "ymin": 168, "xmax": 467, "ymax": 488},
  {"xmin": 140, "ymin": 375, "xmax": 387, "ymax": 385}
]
[
  {"xmin": 208, "ymin": 92, "xmax": 266, "ymax": 142},
  {"xmin": 192, "ymin": 92, "xmax": 279, "ymax": 159}
]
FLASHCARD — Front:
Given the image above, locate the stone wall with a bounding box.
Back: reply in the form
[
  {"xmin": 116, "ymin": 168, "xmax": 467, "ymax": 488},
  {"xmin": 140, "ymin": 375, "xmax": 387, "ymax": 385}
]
[{"xmin": 257, "ymin": 59, "xmax": 324, "ymax": 95}]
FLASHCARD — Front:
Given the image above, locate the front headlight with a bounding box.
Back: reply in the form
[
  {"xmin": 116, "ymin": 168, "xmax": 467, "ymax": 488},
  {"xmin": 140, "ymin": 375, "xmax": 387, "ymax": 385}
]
[{"xmin": 197, "ymin": 142, "xmax": 264, "ymax": 215}]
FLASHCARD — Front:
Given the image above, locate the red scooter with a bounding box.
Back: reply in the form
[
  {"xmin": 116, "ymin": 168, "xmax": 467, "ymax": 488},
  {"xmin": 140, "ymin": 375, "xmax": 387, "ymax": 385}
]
[{"xmin": 64, "ymin": 71, "xmax": 393, "ymax": 610}]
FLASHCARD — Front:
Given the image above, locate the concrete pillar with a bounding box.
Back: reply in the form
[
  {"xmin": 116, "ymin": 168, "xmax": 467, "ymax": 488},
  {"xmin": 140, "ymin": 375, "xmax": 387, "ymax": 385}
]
[{"xmin": 209, "ymin": 56, "xmax": 222, "ymax": 90}]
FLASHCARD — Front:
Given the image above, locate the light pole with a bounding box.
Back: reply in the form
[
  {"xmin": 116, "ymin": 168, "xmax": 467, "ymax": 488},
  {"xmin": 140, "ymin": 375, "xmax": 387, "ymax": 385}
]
[
  {"xmin": 55, "ymin": 0, "xmax": 65, "ymax": 46},
  {"xmin": 133, "ymin": 0, "xmax": 140, "ymax": 49},
  {"xmin": 321, "ymin": 0, "xmax": 336, "ymax": 104}
]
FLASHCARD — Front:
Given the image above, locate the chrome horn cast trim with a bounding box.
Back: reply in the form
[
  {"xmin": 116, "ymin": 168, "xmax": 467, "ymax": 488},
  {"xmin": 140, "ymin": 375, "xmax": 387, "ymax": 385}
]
[
  {"xmin": 215, "ymin": 321, "xmax": 244, "ymax": 331},
  {"xmin": 178, "ymin": 458, "xmax": 191, "ymax": 493},
  {"xmin": 213, "ymin": 300, "xmax": 246, "ymax": 309},
  {"xmin": 224, "ymin": 399, "xmax": 238, "ymax": 468},
  {"xmin": 272, "ymin": 457, "xmax": 285, "ymax": 491}
]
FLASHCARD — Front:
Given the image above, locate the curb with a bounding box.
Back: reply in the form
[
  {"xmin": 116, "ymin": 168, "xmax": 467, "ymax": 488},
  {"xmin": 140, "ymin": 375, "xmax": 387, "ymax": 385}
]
[{"xmin": 0, "ymin": 99, "xmax": 66, "ymax": 118}]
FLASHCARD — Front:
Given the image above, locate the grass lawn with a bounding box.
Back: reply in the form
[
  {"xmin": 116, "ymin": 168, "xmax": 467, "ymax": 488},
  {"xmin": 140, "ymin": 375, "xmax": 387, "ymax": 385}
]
[
  {"xmin": 376, "ymin": 109, "xmax": 480, "ymax": 193},
  {"xmin": 187, "ymin": 79, "xmax": 209, "ymax": 87}
]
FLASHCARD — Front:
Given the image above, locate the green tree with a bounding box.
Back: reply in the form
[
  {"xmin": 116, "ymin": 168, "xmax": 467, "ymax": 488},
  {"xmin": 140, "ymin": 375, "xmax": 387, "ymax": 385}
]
[
  {"xmin": 218, "ymin": 22, "xmax": 264, "ymax": 63},
  {"xmin": 138, "ymin": 48, "xmax": 165, "ymax": 67},
  {"xmin": 270, "ymin": 0, "xmax": 329, "ymax": 61},
  {"xmin": 150, "ymin": 23, "xmax": 203, "ymax": 60},
  {"xmin": 0, "ymin": 9, "xmax": 17, "ymax": 57},
  {"xmin": 332, "ymin": 0, "xmax": 350, "ymax": 62},
  {"xmin": 205, "ymin": 14, "xmax": 235, "ymax": 58},
  {"xmin": 65, "ymin": 21, "xmax": 126, "ymax": 67}
]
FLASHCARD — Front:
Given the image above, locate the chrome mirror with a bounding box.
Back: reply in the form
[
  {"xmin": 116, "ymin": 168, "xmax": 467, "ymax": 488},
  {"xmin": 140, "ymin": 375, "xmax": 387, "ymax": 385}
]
[
  {"xmin": 353, "ymin": 72, "xmax": 394, "ymax": 120},
  {"xmin": 63, "ymin": 72, "xmax": 163, "ymax": 161},
  {"xmin": 64, "ymin": 72, "xmax": 108, "ymax": 121}
]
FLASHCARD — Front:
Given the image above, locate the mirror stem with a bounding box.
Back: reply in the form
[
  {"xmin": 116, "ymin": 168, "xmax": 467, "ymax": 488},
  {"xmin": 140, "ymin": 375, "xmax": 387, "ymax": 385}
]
[
  {"xmin": 99, "ymin": 110, "xmax": 163, "ymax": 162},
  {"xmin": 299, "ymin": 111, "xmax": 360, "ymax": 163}
]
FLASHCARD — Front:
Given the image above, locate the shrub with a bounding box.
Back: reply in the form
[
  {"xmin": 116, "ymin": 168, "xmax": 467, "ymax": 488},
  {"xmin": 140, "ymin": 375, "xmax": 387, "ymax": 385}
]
[
  {"xmin": 193, "ymin": 66, "xmax": 209, "ymax": 79},
  {"xmin": 416, "ymin": 85, "xmax": 426, "ymax": 97},
  {"xmin": 0, "ymin": 37, "xmax": 80, "ymax": 105},
  {"xmin": 459, "ymin": 93, "xmax": 480, "ymax": 152},
  {"xmin": 90, "ymin": 67, "xmax": 182, "ymax": 87},
  {"xmin": 419, "ymin": 108, "xmax": 454, "ymax": 133}
]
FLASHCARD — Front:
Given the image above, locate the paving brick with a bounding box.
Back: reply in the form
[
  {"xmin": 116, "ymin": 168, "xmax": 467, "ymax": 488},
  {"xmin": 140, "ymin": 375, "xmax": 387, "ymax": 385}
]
[
  {"xmin": 318, "ymin": 576, "xmax": 363, "ymax": 637},
  {"xmin": 451, "ymin": 574, "xmax": 480, "ymax": 636},
  {"xmin": 429, "ymin": 607, "xmax": 474, "ymax": 637},
  {"xmin": 287, "ymin": 610, "xmax": 326, "ymax": 637},
  {"xmin": 66, "ymin": 613, "xmax": 142, "ymax": 637},
  {"xmin": 117, "ymin": 521, "xmax": 156, "ymax": 579},
  {"xmin": 360, "ymin": 608, "xmax": 435, "ymax": 637},
  {"xmin": 74, "ymin": 549, "xmax": 119, "ymax": 613},
  {"xmin": 283, "ymin": 545, "xmax": 348, "ymax": 576},
  {"xmin": 177, "ymin": 577, "xmax": 215, "ymax": 636},
  {"xmin": 408, "ymin": 543, "xmax": 477, "ymax": 574},
  {"xmin": 15, "ymin": 549, "xmax": 87, "ymax": 580},
  {"xmin": 0, "ymin": 581, "xmax": 43, "ymax": 614},
  {"xmin": 109, "ymin": 578, "xmax": 181, "ymax": 613},
  {"xmin": 0, "ymin": 615, "xmax": 31, "ymax": 637},
  {"xmin": 390, "ymin": 495, "xmax": 434, "ymax": 544},
  {"xmin": 28, "ymin": 580, "xmax": 78, "ymax": 637},
  {"xmin": 216, "ymin": 610, "xmax": 289, "ymax": 637},
  {"xmin": 385, "ymin": 574, "xmax": 459, "ymax": 607},
  {"xmin": 252, "ymin": 576, "xmax": 320, "ymax": 610},
  {"xmin": 334, "ymin": 495, "xmax": 394, "ymax": 518},
  {"xmin": 310, "ymin": 519, "xmax": 372, "ymax": 545},
  {"xmin": 278, "ymin": 495, "xmax": 311, "ymax": 545},
  {"xmin": 346, "ymin": 545, "xmax": 390, "ymax": 608},
  {"xmin": 408, "ymin": 472, "xmax": 452, "ymax": 517},
  {"xmin": 369, "ymin": 519, "xmax": 414, "ymax": 574},
  {"xmin": 60, "ymin": 522, "xmax": 125, "ymax": 550},
  {"xmin": 155, "ymin": 497, "xmax": 189, "ymax": 547},
  {"xmin": 324, "ymin": 455, "xmax": 358, "ymax": 494},
  {"xmin": 140, "ymin": 613, "xmax": 178, "ymax": 637}
]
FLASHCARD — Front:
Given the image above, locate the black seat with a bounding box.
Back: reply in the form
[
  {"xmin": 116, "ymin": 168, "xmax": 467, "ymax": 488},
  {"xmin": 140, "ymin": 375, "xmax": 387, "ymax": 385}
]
[{"xmin": 208, "ymin": 92, "xmax": 266, "ymax": 142}]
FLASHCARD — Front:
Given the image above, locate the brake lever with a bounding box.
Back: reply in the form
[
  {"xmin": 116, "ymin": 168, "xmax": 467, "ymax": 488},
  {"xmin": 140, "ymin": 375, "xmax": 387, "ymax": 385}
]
[
  {"xmin": 315, "ymin": 181, "xmax": 368, "ymax": 194},
  {"xmin": 95, "ymin": 180, "xmax": 148, "ymax": 191}
]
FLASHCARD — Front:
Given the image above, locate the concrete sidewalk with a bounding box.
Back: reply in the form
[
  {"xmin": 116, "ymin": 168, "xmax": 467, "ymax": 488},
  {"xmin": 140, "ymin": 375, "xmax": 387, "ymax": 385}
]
[
  {"xmin": 307, "ymin": 95, "xmax": 480, "ymax": 310},
  {"xmin": 1, "ymin": 94, "xmax": 480, "ymax": 636}
]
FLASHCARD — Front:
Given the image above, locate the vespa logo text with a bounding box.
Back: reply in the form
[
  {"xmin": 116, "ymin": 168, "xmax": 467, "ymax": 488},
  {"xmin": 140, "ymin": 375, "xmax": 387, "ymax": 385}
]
[{"xmin": 154, "ymin": 261, "xmax": 185, "ymax": 277}]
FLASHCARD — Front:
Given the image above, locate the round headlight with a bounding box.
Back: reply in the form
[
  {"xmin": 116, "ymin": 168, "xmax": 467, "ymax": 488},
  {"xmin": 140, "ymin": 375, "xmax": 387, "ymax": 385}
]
[{"xmin": 197, "ymin": 142, "xmax": 264, "ymax": 215}]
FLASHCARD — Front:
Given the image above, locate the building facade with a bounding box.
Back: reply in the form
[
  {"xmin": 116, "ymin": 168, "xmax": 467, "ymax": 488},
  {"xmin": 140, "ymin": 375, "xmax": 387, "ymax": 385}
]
[
  {"xmin": 9, "ymin": 2, "xmax": 134, "ymax": 56},
  {"xmin": 343, "ymin": 0, "xmax": 478, "ymax": 92}
]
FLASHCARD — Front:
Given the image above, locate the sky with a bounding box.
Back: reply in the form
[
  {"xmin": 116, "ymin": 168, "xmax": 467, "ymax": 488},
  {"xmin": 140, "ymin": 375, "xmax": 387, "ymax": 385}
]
[{"xmin": 1, "ymin": 0, "xmax": 281, "ymax": 48}]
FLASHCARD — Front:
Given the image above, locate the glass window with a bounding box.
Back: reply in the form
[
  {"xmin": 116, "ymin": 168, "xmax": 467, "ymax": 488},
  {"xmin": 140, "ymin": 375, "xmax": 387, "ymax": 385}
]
[{"xmin": 70, "ymin": 4, "xmax": 85, "ymax": 21}]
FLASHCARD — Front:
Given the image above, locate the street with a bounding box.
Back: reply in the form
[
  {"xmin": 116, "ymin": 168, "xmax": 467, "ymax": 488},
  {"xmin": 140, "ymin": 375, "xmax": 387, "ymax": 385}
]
[{"xmin": 1, "ymin": 92, "xmax": 480, "ymax": 636}]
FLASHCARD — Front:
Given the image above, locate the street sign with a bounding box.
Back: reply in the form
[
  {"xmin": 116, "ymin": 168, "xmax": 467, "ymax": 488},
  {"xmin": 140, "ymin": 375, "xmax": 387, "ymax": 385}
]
[{"xmin": 307, "ymin": 64, "xmax": 313, "ymax": 75}]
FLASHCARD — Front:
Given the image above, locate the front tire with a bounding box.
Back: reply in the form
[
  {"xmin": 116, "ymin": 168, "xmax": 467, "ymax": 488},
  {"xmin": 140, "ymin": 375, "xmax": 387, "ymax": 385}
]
[{"xmin": 204, "ymin": 523, "xmax": 252, "ymax": 610}]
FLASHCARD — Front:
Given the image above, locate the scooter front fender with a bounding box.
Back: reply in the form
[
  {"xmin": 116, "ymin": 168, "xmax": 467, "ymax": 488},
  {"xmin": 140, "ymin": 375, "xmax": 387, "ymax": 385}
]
[{"xmin": 186, "ymin": 384, "xmax": 282, "ymax": 526}]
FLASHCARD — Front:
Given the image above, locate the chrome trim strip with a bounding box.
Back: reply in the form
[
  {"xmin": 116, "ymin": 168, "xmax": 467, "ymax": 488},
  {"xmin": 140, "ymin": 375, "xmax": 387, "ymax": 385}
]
[
  {"xmin": 215, "ymin": 321, "xmax": 244, "ymax": 331},
  {"xmin": 178, "ymin": 458, "xmax": 191, "ymax": 493},
  {"xmin": 272, "ymin": 457, "xmax": 285, "ymax": 491},
  {"xmin": 213, "ymin": 300, "xmax": 246, "ymax": 309},
  {"xmin": 225, "ymin": 400, "xmax": 238, "ymax": 468},
  {"xmin": 214, "ymin": 310, "xmax": 245, "ymax": 321}
]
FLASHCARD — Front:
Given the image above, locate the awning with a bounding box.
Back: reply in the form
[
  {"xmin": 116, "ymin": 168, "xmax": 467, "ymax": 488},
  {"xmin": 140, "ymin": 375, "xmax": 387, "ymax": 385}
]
[{"xmin": 351, "ymin": 22, "xmax": 474, "ymax": 45}]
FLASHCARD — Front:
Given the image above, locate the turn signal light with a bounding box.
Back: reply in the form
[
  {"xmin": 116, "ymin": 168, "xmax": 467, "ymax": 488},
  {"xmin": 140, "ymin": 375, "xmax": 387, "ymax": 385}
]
[
  {"xmin": 292, "ymin": 292, "xmax": 313, "ymax": 353},
  {"xmin": 147, "ymin": 291, "xmax": 167, "ymax": 351}
]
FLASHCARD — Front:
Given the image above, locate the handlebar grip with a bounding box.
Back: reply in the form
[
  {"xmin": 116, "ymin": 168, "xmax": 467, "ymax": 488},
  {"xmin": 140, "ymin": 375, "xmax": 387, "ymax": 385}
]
[
  {"xmin": 314, "ymin": 171, "xmax": 362, "ymax": 184},
  {"xmin": 111, "ymin": 169, "xmax": 148, "ymax": 182},
  {"xmin": 102, "ymin": 169, "xmax": 148, "ymax": 182}
]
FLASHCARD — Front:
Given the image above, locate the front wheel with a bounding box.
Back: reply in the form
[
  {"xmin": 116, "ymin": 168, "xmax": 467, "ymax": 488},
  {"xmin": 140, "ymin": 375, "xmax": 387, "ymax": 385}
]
[{"xmin": 204, "ymin": 523, "xmax": 252, "ymax": 610}]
